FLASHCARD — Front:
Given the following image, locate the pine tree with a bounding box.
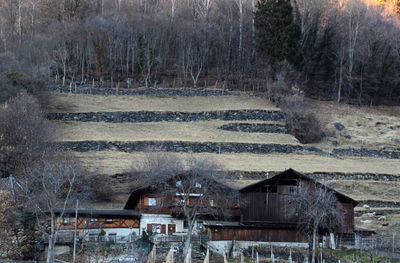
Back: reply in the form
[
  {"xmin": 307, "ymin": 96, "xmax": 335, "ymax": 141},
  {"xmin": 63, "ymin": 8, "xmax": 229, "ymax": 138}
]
[{"xmin": 254, "ymin": 0, "xmax": 303, "ymax": 74}]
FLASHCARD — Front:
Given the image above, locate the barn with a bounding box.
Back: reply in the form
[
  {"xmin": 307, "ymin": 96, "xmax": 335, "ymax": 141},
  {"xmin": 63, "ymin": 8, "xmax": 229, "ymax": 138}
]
[{"xmin": 205, "ymin": 169, "xmax": 358, "ymax": 247}]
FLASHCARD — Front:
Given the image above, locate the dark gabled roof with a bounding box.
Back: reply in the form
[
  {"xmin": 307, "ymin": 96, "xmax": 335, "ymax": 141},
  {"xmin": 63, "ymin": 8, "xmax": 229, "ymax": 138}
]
[
  {"xmin": 53, "ymin": 209, "xmax": 141, "ymax": 217},
  {"xmin": 240, "ymin": 168, "xmax": 358, "ymax": 206},
  {"xmin": 123, "ymin": 173, "xmax": 234, "ymax": 209}
]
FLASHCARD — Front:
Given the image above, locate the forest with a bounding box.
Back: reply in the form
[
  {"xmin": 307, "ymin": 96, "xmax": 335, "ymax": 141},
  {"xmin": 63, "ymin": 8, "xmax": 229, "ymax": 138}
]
[{"xmin": 0, "ymin": 0, "xmax": 399, "ymax": 105}]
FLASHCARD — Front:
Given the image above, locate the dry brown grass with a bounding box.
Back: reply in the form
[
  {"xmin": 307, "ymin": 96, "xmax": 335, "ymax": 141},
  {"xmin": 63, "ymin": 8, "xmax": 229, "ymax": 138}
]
[
  {"xmin": 326, "ymin": 180, "xmax": 400, "ymax": 202},
  {"xmin": 74, "ymin": 150, "xmax": 400, "ymax": 176},
  {"xmin": 306, "ymin": 99, "xmax": 400, "ymax": 150},
  {"xmin": 55, "ymin": 120, "xmax": 296, "ymax": 144},
  {"xmin": 46, "ymin": 93, "xmax": 278, "ymax": 113},
  {"xmin": 356, "ymin": 213, "xmax": 400, "ymax": 234}
]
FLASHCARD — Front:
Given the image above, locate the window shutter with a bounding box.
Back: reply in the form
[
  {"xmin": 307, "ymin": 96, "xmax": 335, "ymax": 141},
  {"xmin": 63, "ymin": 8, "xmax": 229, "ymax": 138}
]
[
  {"xmin": 144, "ymin": 197, "xmax": 149, "ymax": 206},
  {"xmin": 147, "ymin": 224, "xmax": 152, "ymax": 233},
  {"xmin": 161, "ymin": 224, "xmax": 166, "ymax": 234}
]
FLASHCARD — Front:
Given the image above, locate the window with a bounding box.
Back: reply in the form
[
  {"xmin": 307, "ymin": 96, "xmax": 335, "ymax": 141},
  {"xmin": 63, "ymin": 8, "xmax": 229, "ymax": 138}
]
[
  {"xmin": 183, "ymin": 220, "xmax": 189, "ymax": 229},
  {"xmin": 176, "ymin": 180, "xmax": 182, "ymax": 187},
  {"xmin": 195, "ymin": 182, "xmax": 202, "ymax": 188},
  {"xmin": 62, "ymin": 217, "xmax": 70, "ymax": 225},
  {"xmin": 108, "ymin": 233, "xmax": 117, "ymax": 243},
  {"xmin": 105, "ymin": 218, "xmax": 113, "ymax": 223},
  {"xmin": 90, "ymin": 218, "xmax": 98, "ymax": 222},
  {"xmin": 152, "ymin": 225, "xmax": 161, "ymax": 234},
  {"xmin": 196, "ymin": 221, "xmax": 204, "ymax": 230},
  {"xmin": 148, "ymin": 198, "xmax": 157, "ymax": 206},
  {"xmin": 289, "ymin": 186, "xmax": 298, "ymax": 194},
  {"xmin": 178, "ymin": 199, "xmax": 185, "ymax": 205},
  {"xmin": 210, "ymin": 200, "xmax": 215, "ymax": 207}
]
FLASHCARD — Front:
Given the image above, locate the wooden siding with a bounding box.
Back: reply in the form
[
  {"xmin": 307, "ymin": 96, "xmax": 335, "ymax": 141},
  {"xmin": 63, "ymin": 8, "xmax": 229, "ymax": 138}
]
[
  {"xmin": 240, "ymin": 176, "xmax": 356, "ymax": 234},
  {"xmin": 57, "ymin": 216, "xmax": 140, "ymax": 230},
  {"xmin": 207, "ymin": 227, "xmax": 306, "ymax": 242},
  {"xmin": 241, "ymin": 193, "xmax": 296, "ymax": 224}
]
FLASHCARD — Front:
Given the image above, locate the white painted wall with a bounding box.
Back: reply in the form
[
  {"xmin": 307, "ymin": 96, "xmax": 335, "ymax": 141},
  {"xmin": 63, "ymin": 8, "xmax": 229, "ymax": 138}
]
[{"xmin": 140, "ymin": 214, "xmax": 185, "ymax": 234}]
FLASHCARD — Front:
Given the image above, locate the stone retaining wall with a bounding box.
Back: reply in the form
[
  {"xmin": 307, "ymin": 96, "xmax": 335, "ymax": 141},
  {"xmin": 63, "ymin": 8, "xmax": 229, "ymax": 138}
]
[
  {"xmin": 47, "ymin": 110, "xmax": 284, "ymax": 123},
  {"xmin": 355, "ymin": 209, "xmax": 400, "ymax": 216},
  {"xmin": 229, "ymin": 170, "xmax": 400, "ymax": 182},
  {"xmin": 219, "ymin": 123, "xmax": 287, "ymax": 133},
  {"xmin": 333, "ymin": 148, "xmax": 400, "ymax": 159},
  {"xmin": 56, "ymin": 140, "xmax": 400, "ymax": 159},
  {"xmin": 358, "ymin": 200, "xmax": 400, "ymax": 208},
  {"xmin": 56, "ymin": 140, "xmax": 322, "ymax": 154},
  {"xmin": 51, "ymin": 87, "xmax": 235, "ymax": 96}
]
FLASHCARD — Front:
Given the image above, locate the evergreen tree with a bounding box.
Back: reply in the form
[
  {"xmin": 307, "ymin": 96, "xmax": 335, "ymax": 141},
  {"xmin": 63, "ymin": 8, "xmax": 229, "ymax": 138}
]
[{"xmin": 254, "ymin": 0, "xmax": 303, "ymax": 74}]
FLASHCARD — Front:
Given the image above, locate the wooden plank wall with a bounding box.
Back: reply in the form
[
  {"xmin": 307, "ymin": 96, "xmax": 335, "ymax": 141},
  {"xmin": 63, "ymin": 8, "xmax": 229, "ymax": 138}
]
[{"xmin": 208, "ymin": 228, "xmax": 307, "ymax": 242}]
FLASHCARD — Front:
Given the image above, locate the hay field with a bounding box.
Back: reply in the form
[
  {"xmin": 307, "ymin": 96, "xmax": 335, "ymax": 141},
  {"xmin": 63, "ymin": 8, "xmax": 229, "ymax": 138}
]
[
  {"xmin": 326, "ymin": 180, "xmax": 400, "ymax": 202},
  {"xmin": 46, "ymin": 93, "xmax": 278, "ymax": 113},
  {"xmin": 55, "ymin": 120, "xmax": 296, "ymax": 144},
  {"xmin": 74, "ymin": 150, "xmax": 400, "ymax": 176},
  {"xmin": 308, "ymin": 99, "xmax": 400, "ymax": 150}
]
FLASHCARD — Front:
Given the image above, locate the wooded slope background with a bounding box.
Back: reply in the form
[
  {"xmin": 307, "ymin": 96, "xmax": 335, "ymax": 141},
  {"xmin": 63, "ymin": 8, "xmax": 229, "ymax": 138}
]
[{"xmin": 0, "ymin": 0, "xmax": 399, "ymax": 104}]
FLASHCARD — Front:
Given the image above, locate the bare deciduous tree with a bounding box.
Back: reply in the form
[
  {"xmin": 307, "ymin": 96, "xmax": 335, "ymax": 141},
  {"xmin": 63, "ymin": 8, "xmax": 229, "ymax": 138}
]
[
  {"xmin": 13, "ymin": 151, "xmax": 84, "ymax": 263},
  {"xmin": 287, "ymin": 182, "xmax": 345, "ymax": 263},
  {"xmin": 129, "ymin": 152, "xmax": 240, "ymax": 258}
]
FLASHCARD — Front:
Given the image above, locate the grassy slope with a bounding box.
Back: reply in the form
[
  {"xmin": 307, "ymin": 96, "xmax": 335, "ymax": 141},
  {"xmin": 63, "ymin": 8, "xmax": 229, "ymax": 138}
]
[
  {"xmin": 55, "ymin": 120, "xmax": 297, "ymax": 144},
  {"xmin": 326, "ymin": 180, "xmax": 400, "ymax": 202},
  {"xmin": 46, "ymin": 93, "xmax": 278, "ymax": 113},
  {"xmin": 73, "ymin": 151, "xmax": 400, "ymax": 176},
  {"xmin": 308, "ymin": 99, "xmax": 400, "ymax": 151}
]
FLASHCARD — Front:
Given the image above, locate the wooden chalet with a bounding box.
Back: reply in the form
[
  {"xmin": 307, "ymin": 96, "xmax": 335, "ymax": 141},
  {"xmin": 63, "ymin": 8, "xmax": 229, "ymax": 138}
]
[
  {"xmin": 206, "ymin": 169, "xmax": 358, "ymax": 245},
  {"xmin": 124, "ymin": 174, "xmax": 240, "ymax": 236}
]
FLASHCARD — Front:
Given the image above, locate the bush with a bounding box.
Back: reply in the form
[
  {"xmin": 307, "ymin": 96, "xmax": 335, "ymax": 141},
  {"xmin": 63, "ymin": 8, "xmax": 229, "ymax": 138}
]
[
  {"xmin": 0, "ymin": 93, "xmax": 55, "ymax": 177},
  {"xmin": 0, "ymin": 71, "xmax": 47, "ymax": 104},
  {"xmin": 286, "ymin": 111, "xmax": 325, "ymax": 144},
  {"xmin": 280, "ymin": 95, "xmax": 325, "ymax": 144}
]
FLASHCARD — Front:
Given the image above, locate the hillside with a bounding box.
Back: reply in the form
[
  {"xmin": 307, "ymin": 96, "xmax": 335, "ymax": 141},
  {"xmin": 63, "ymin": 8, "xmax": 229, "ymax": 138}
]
[{"xmin": 46, "ymin": 88, "xmax": 400, "ymax": 235}]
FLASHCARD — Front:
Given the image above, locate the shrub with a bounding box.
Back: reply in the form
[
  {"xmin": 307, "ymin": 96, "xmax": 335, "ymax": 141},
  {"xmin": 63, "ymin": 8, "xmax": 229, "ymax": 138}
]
[
  {"xmin": 280, "ymin": 95, "xmax": 325, "ymax": 144},
  {"xmin": 286, "ymin": 111, "xmax": 325, "ymax": 144},
  {"xmin": 0, "ymin": 71, "xmax": 47, "ymax": 104}
]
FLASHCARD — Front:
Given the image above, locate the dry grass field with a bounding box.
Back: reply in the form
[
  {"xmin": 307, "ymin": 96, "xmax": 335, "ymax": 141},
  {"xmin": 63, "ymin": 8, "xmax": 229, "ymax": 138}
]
[
  {"xmin": 46, "ymin": 93, "xmax": 278, "ymax": 113},
  {"xmin": 326, "ymin": 180, "xmax": 400, "ymax": 202},
  {"xmin": 73, "ymin": 150, "xmax": 400, "ymax": 176},
  {"xmin": 55, "ymin": 120, "xmax": 296, "ymax": 144},
  {"xmin": 308, "ymin": 99, "xmax": 400, "ymax": 150}
]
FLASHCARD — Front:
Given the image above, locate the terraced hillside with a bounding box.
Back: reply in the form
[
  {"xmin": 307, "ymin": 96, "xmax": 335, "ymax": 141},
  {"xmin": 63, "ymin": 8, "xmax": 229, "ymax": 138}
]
[{"xmin": 46, "ymin": 88, "xmax": 400, "ymax": 235}]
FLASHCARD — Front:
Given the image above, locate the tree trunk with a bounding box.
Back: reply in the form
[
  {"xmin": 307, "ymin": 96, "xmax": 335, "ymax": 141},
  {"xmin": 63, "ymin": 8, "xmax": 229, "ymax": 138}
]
[
  {"xmin": 47, "ymin": 213, "xmax": 56, "ymax": 263},
  {"xmin": 311, "ymin": 226, "xmax": 317, "ymax": 263},
  {"xmin": 183, "ymin": 224, "xmax": 193, "ymax": 259}
]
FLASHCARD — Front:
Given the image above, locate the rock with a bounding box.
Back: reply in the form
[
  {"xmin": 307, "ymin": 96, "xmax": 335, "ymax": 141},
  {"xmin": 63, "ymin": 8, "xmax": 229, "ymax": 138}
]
[
  {"xmin": 334, "ymin": 122, "xmax": 345, "ymax": 131},
  {"xmin": 378, "ymin": 216, "xmax": 386, "ymax": 221},
  {"xmin": 363, "ymin": 204, "xmax": 371, "ymax": 210}
]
